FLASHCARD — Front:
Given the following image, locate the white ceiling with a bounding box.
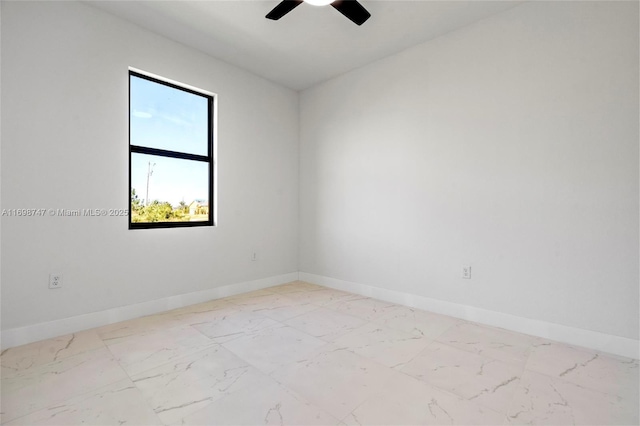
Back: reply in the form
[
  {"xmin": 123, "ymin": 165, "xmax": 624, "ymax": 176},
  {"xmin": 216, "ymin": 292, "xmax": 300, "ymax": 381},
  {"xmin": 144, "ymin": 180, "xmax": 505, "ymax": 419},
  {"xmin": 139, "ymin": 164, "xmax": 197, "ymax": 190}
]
[{"xmin": 89, "ymin": 0, "xmax": 523, "ymax": 90}]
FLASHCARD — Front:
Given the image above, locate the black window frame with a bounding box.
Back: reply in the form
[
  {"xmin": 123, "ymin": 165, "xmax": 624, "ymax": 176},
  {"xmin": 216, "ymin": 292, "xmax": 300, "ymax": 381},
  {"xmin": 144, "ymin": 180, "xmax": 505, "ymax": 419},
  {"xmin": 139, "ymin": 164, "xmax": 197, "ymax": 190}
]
[{"xmin": 128, "ymin": 70, "xmax": 215, "ymax": 230}]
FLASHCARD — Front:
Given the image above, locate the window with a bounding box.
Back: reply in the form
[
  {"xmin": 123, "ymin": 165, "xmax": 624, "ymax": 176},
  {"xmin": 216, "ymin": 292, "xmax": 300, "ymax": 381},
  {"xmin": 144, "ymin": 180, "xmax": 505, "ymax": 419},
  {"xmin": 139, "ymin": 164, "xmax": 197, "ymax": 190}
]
[{"xmin": 129, "ymin": 70, "xmax": 214, "ymax": 229}]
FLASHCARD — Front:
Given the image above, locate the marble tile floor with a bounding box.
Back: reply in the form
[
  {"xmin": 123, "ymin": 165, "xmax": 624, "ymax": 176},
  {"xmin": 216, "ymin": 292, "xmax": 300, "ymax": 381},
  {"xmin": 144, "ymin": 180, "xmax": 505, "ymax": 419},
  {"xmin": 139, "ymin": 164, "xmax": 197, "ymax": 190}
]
[{"xmin": 1, "ymin": 281, "xmax": 638, "ymax": 425}]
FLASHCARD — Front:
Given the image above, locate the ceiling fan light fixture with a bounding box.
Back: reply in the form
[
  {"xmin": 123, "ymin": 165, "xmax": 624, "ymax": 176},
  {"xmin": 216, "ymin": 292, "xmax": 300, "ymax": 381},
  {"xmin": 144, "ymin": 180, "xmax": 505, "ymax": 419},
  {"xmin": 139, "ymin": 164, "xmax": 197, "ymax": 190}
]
[
  {"xmin": 303, "ymin": 0, "xmax": 334, "ymax": 6},
  {"xmin": 266, "ymin": 0, "xmax": 370, "ymax": 25}
]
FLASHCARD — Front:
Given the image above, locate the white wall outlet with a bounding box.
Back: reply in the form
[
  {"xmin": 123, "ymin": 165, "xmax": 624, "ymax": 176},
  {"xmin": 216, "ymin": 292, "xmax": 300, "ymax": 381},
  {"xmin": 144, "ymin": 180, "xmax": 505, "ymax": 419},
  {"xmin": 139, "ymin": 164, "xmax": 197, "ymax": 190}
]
[
  {"xmin": 462, "ymin": 266, "xmax": 471, "ymax": 279},
  {"xmin": 251, "ymin": 252, "xmax": 258, "ymax": 261},
  {"xmin": 49, "ymin": 274, "xmax": 63, "ymax": 289}
]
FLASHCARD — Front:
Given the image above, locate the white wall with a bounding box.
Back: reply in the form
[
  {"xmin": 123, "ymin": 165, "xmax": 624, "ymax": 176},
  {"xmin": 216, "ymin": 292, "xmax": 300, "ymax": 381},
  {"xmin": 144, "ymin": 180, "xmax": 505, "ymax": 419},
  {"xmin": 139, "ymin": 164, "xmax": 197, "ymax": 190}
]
[
  {"xmin": 1, "ymin": 1, "xmax": 299, "ymax": 331},
  {"xmin": 299, "ymin": 1, "xmax": 639, "ymax": 341}
]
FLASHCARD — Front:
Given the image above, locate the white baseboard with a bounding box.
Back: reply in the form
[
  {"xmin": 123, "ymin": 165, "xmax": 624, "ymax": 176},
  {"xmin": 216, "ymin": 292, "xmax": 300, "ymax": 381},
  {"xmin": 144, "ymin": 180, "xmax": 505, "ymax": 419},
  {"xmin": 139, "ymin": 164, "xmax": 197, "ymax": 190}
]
[
  {"xmin": 299, "ymin": 272, "xmax": 639, "ymax": 360},
  {"xmin": 4, "ymin": 271, "xmax": 637, "ymax": 360},
  {"xmin": 1, "ymin": 272, "xmax": 299, "ymax": 350}
]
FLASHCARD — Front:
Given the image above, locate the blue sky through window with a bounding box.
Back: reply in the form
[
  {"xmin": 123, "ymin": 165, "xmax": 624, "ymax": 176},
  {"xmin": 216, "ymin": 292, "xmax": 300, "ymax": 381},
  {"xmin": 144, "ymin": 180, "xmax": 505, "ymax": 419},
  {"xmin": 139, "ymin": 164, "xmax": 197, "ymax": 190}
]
[
  {"xmin": 130, "ymin": 75, "xmax": 209, "ymax": 207},
  {"xmin": 131, "ymin": 153, "xmax": 208, "ymax": 207}
]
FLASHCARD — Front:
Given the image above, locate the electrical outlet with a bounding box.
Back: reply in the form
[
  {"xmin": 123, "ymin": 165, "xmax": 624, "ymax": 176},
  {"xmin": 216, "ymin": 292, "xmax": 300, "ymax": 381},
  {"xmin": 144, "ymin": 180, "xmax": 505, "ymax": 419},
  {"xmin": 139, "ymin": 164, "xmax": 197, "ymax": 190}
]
[
  {"xmin": 251, "ymin": 252, "xmax": 258, "ymax": 261},
  {"xmin": 49, "ymin": 274, "xmax": 63, "ymax": 289},
  {"xmin": 462, "ymin": 266, "xmax": 471, "ymax": 279}
]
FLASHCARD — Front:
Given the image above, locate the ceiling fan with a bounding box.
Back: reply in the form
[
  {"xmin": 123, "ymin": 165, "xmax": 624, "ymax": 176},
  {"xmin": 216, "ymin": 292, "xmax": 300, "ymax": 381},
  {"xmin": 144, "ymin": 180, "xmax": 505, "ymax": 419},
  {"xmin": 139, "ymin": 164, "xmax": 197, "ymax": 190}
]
[{"xmin": 266, "ymin": 0, "xmax": 371, "ymax": 26}]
